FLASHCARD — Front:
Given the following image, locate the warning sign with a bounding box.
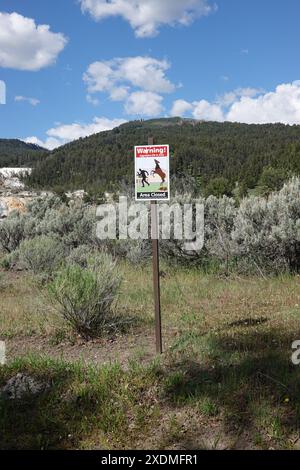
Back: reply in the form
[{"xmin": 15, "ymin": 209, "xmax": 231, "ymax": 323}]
[{"xmin": 135, "ymin": 145, "xmax": 170, "ymax": 201}]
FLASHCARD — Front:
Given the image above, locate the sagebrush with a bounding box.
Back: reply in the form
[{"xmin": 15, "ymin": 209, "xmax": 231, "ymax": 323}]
[{"xmin": 48, "ymin": 253, "xmax": 122, "ymax": 338}]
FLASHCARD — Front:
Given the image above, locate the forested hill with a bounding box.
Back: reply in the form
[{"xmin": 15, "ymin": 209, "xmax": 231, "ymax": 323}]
[
  {"xmin": 26, "ymin": 118, "xmax": 300, "ymax": 196},
  {"xmin": 0, "ymin": 139, "xmax": 47, "ymax": 168}
]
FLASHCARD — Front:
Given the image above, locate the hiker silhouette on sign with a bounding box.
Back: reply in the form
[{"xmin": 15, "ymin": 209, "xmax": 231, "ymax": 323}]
[{"xmin": 138, "ymin": 169, "xmax": 150, "ymax": 187}]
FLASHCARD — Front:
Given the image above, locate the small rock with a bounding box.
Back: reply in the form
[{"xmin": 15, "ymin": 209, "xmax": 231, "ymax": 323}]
[
  {"xmin": 1, "ymin": 373, "xmax": 50, "ymax": 400},
  {"xmin": 0, "ymin": 341, "xmax": 5, "ymax": 365}
]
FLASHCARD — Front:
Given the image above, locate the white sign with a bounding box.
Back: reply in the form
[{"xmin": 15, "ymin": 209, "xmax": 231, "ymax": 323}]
[
  {"xmin": 135, "ymin": 145, "xmax": 170, "ymax": 201},
  {"xmin": 0, "ymin": 80, "xmax": 6, "ymax": 105}
]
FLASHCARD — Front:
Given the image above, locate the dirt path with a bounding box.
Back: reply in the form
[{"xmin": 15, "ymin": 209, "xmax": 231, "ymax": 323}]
[{"xmin": 6, "ymin": 328, "xmax": 162, "ymax": 368}]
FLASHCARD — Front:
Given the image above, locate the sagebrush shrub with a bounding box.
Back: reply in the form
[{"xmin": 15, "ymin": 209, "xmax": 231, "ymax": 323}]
[
  {"xmin": 160, "ymin": 193, "xmax": 206, "ymax": 264},
  {"xmin": 37, "ymin": 201, "xmax": 98, "ymax": 248},
  {"xmin": 17, "ymin": 235, "xmax": 65, "ymax": 276},
  {"xmin": 2, "ymin": 177, "xmax": 300, "ymax": 275},
  {"xmin": 0, "ymin": 198, "xmax": 101, "ymax": 269},
  {"xmin": 0, "ymin": 212, "xmax": 26, "ymax": 252},
  {"xmin": 0, "ymin": 251, "xmax": 18, "ymax": 270},
  {"xmin": 233, "ymin": 178, "xmax": 300, "ymax": 273},
  {"xmin": 48, "ymin": 253, "xmax": 122, "ymax": 338},
  {"xmin": 112, "ymin": 239, "xmax": 152, "ymax": 264},
  {"xmin": 66, "ymin": 245, "xmax": 96, "ymax": 268},
  {"xmin": 205, "ymin": 195, "xmax": 238, "ymax": 270},
  {"xmin": 27, "ymin": 195, "xmax": 62, "ymax": 219}
]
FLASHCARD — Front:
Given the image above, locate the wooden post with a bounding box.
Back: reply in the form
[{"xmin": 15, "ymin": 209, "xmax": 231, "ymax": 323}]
[{"xmin": 148, "ymin": 136, "xmax": 163, "ymax": 354}]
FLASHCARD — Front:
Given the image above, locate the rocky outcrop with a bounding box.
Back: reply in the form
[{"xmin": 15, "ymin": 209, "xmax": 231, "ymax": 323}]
[
  {"xmin": 0, "ymin": 168, "xmax": 31, "ymax": 191},
  {"xmin": 0, "ymin": 167, "xmax": 87, "ymax": 219},
  {"xmin": 0, "ymin": 168, "xmax": 34, "ymax": 218},
  {"xmin": 0, "ymin": 196, "xmax": 29, "ymax": 218},
  {"xmin": 0, "ymin": 167, "xmax": 55, "ymax": 218}
]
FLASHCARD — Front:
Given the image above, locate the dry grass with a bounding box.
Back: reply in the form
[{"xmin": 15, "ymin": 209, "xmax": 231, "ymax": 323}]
[
  {"xmin": 121, "ymin": 263, "xmax": 300, "ymax": 348},
  {"xmin": 0, "ymin": 271, "xmax": 66, "ymax": 338},
  {"xmin": 3, "ymin": 262, "xmax": 300, "ymax": 342}
]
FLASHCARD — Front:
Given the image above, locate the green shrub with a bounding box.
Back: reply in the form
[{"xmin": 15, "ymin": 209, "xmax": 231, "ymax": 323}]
[
  {"xmin": 48, "ymin": 253, "xmax": 122, "ymax": 339},
  {"xmin": 27, "ymin": 195, "xmax": 62, "ymax": 219},
  {"xmin": 0, "ymin": 251, "xmax": 17, "ymax": 270},
  {"xmin": 255, "ymin": 166, "xmax": 288, "ymax": 196},
  {"xmin": 0, "ymin": 212, "xmax": 26, "ymax": 253},
  {"xmin": 66, "ymin": 245, "xmax": 96, "ymax": 268},
  {"xmin": 112, "ymin": 239, "xmax": 152, "ymax": 265},
  {"xmin": 233, "ymin": 177, "xmax": 300, "ymax": 273},
  {"xmin": 17, "ymin": 235, "xmax": 65, "ymax": 276},
  {"xmin": 37, "ymin": 201, "xmax": 98, "ymax": 248}
]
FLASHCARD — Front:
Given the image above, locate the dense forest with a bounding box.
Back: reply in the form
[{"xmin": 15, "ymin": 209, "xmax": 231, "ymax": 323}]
[
  {"xmin": 7, "ymin": 118, "xmax": 300, "ymax": 197},
  {"xmin": 0, "ymin": 139, "xmax": 47, "ymax": 168}
]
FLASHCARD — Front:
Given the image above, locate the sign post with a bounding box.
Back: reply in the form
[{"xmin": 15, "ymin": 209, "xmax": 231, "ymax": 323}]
[
  {"xmin": 151, "ymin": 200, "xmax": 162, "ymax": 354},
  {"xmin": 134, "ymin": 137, "xmax": 170, "ymax": 354}
]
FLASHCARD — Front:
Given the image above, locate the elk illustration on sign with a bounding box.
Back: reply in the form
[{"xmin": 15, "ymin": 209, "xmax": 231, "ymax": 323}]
[{"xmin": 135, "ymin": 145, "xmax": 170, "ymax": 201}]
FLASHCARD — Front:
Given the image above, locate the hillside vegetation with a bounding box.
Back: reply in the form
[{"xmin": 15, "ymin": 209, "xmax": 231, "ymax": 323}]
[
  {"xmin": 0, "ymin": 139, "xmax": 47, "ymax": 168},
  {"xmin": 25, "ymin": 118, "xmax": 300, "ymax": 196}
]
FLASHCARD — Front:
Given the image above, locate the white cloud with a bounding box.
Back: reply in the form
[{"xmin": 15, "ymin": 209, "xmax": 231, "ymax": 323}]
[
  {"xmin": 24, "ymin": 117, "xmax": 126, "ymax": 150},
  {"xmin": 0, "ymin": 12, "xmax": 67, "ymax": 71},
  {"xmin": 125, "ymin": 91, "xmax": 163, "ymax": 116},
  {"xmin": 15, "ymin": 95, "xmax": 40, "ymax": 106},
  {"xmin": 84, "ymin": 56, "xmax": 175, "ymax": 116},
  {"xmin": 110, "ymin": 86, "xmax": 129, "ymax": 102},
  {"xmin": 86, "ymin": 94, "xmax": 100, "ymax": 106},
  {"xmin": 227, "ymin": 81, "xmax": 300, "ymax": 124},
  {"xmin": 192, "ymin": 99, "xmax": 224, "ymax": 121},
  {"xmin": 170, "ymin": 99, "xmax": 193, "ymax": 116},
  {"xmin": 84, "ymin": 61, "xmax": 113, "ymax": 94},
  {"xmin": 24, "ymin": 136, "xmax": 61, "ymax": 151},
  {"xmin": 172, "ymin": 98, "xmax": 222, "ymax": 121},
  {"xmin": 216, "ymin": 87, "xmax": 262, "ymax": 107},
  {"xmin": 80, "ymin": 0, "xmax": 216, "ymax": 37},
  {"xmin": 84, "ymin": 56, "xmax": 175, "ymax": 97},
  {"xmin": 170, "ymin": 81, "xmax": 300, "ymax": 125}
]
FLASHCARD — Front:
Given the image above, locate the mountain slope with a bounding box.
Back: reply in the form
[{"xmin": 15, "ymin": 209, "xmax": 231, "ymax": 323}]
[
  {"xmin": 26, "ymin": 118, "xmax": 300, "ymax": 194},
  {"xmin": 0, "ymin": 139, "xmax": 47, "ymax": 168}
]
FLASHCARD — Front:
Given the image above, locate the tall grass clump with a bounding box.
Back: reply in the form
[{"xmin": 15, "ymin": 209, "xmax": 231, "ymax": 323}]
[{"xmin": 48, "ymin": 253, "xmax": 122, "ymax": 339}]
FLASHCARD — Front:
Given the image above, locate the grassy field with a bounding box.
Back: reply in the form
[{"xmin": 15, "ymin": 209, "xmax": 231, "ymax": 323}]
[
  {"xmin": 136, "ymin": 182, "xmax": 167, "ymax": 193},
  {"xmin": 1, "ymin": 262, "xmax": 300, "ymax": 449}
]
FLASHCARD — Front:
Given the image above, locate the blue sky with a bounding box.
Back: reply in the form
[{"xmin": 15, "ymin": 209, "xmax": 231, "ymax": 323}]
[{"xmin": 1, "ymin": 0, "xmax": 300, "ymax": 149}]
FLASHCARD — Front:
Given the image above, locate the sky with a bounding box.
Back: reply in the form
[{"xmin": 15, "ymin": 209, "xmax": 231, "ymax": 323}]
[{"xmin": 1, "ymin": 0, "xmax": 300, "ymax": 149}]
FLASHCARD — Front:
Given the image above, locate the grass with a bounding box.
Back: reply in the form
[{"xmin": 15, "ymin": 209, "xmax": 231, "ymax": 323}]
[
  {"xmin": 136, "ymin": 182, "xmax": 168, "ymax": 193},
  {"xmin": 0, "ymin": 272, "xmax": 65, "ymax": 338},
  {"xmin": 2, "ymin": 262, "xmax": 300, "ymax": 448},
  {"xmin": 0, "ymin": 355, "xmax": 163, "ymax": 450}
]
